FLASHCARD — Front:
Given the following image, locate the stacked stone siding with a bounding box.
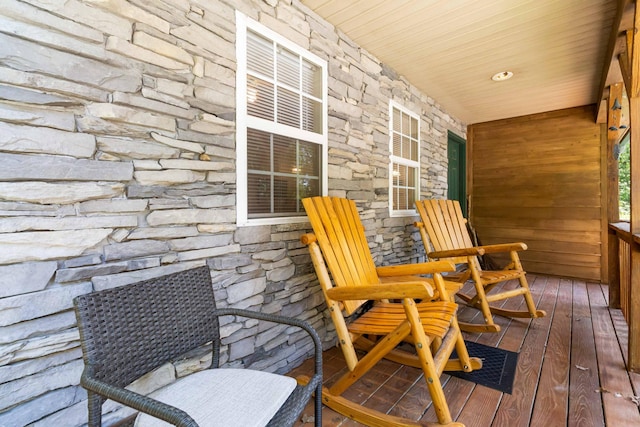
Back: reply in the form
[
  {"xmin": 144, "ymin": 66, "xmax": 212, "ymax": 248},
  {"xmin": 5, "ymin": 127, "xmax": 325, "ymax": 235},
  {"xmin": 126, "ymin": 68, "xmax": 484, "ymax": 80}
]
[{"xmin": 0, "ymin": 0, "xmax": 465, "ymax": 425}]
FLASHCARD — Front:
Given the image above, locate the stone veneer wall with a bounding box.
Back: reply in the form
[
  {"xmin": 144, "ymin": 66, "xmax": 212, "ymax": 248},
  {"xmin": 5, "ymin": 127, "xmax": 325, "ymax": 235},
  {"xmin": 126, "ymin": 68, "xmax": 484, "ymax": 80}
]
[{"xmin": 0, "ymin": 0, "xmax": 466, "ymax": 425}]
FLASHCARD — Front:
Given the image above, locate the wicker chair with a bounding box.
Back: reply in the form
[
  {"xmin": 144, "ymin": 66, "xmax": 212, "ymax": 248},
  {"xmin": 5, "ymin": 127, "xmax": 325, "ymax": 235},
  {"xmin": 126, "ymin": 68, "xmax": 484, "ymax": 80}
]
[{"xmin": 73, "ymin": 266, "xmax": 322, "ymax": 427}]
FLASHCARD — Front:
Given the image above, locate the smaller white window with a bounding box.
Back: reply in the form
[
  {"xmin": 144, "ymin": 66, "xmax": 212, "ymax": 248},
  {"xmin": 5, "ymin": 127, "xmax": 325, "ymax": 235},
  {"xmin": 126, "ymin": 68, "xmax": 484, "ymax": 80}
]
[{"xmin": 389, "ymin": 102, "xmax": 420, "ymax": 216}]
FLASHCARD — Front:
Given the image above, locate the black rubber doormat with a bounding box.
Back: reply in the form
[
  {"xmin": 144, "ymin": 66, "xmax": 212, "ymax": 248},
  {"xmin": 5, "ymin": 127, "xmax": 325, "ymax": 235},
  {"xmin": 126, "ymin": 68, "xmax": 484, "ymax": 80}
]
[{"xmin": 445, "ymin": 341, "xmax": 519, "ymax": 394}]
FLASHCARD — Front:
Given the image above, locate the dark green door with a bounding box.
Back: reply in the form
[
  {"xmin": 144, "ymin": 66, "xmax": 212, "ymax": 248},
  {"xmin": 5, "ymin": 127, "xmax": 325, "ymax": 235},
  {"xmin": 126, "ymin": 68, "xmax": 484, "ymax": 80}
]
[{"xmin": 447, "ymin": 131, "xmax": 467, "ymax": 216}]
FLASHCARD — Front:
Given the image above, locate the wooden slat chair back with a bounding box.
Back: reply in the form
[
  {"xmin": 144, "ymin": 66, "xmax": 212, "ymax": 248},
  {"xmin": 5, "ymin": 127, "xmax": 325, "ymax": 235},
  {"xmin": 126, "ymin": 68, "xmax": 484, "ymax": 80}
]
[
  {"xmin": 419, "ymin": 199, "xmax": 476, "ymax": 267},
  {"xmin": 415, "ymin": 199, "xmax": 546, "ymax": 333},
  {"xmin": 300, "ymin": 196, "xmax": 481, "ymax": 427},
  {"xmin": 304, "ymin": 196, "xmax": 377, "ymax": 315}
]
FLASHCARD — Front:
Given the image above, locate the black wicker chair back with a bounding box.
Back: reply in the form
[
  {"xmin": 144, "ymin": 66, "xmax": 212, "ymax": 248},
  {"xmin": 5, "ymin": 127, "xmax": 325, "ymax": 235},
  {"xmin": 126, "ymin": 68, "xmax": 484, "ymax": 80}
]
[{"xmin": 74, "ymin": 267, "xmax": 218, "ymax": 389}]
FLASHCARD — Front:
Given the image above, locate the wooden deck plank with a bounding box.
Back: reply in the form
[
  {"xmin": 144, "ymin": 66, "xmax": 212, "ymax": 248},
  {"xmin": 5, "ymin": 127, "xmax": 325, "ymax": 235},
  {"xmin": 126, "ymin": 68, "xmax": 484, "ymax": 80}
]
[
  {"xmin": 357, "ymin": 364, "xmax": 424, "ymax": 420},
  {"xmin": 530, "ymin": 276, "xmax": 571, "ymax": 426},
  {"xmin": 611, "ymin": 303, "xmax": 640, "ymax": 399},
  {"xmin": 386, "ymin": 371, "xmax": 434, "ymax": 421},
  {"xmin": 427, "ymin": 376, "xmax": 475, "ymax": 421},
  {"xmin": 569, "ymin": 280, "xmax": 605, "ymax": 427},
  {"xmin": 587, "ymin": 282, "xmax": 640, "ymax": 425},
  {"xmin": 493, "ymin": 275, "xmax": 557, "ymax": 427},
  {"xmin": 340, "ymin": 358, "xmax": 402, "ymax": 405}
]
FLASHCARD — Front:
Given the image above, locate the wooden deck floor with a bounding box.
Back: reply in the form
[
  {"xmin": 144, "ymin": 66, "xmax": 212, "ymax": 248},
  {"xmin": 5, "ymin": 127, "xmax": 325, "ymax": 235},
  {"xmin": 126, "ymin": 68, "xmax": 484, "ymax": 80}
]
[{"xmin": 289, "ymin": 275, "xmax": 640, "ymax": 426}]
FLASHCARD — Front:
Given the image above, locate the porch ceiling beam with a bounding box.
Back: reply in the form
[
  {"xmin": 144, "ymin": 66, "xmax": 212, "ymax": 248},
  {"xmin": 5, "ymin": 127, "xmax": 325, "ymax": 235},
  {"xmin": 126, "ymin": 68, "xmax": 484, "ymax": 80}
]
[
  {"xmin": 630, "ymin": 12, "xmax": 640, "ymax": 98},
  {"xmin": 596, "ymin": 0, "xmax": 631, "ymax": 123},
  {"xmin": 619, "ymin": 36, "xmax": 633, "ymax": 95},
  {"xmin": 608, "ymin": 82, "xmax": 624, "ymax": 136}
]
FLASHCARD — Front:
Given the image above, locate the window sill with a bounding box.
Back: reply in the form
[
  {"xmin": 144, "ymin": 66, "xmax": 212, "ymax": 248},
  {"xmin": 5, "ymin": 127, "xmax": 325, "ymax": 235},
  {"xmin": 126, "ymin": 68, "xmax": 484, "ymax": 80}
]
[
  {"xmin": 237, "ymin": 216, "xmax": 310, "ymax": 228},
  {"xmin": 389, "ymin": 210, "xmax": 418, "ymax": 218}
]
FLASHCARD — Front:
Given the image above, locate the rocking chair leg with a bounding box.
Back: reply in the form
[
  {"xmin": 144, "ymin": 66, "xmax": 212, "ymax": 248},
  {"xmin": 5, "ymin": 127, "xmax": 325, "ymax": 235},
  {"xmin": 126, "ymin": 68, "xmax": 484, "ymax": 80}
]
[
  {"xmin": 403, "ymin": 299, "xmax": 453, "ymax": 425},
  {"xmin": 441, "ymin": 332, "xmax": 483, "ymax": 372},
  {"xmin": 511, "ymin": 253, "xmax": 546, "ymax": 319},
  {"xmin": 518, "ymin": 275, "xmax": 545, "ymax": 318},
  {"xmin": 467, "ymin": 269, "xmax": 496, "ymax": 328},
  {"xmin": 451, "ymin": 320, "xmax": 479, "ymax": 373}
]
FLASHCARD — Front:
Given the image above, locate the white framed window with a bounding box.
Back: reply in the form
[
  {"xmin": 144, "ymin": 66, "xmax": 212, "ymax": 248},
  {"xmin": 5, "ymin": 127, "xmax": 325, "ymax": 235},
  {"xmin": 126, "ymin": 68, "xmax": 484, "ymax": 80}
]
[
  {"xmin": 389, "ymin": 102, "xmax": 420, "ymax": 216},
  {"xmin": 236, "ymin": 12, "xmax": 328, "ymax": 226}
]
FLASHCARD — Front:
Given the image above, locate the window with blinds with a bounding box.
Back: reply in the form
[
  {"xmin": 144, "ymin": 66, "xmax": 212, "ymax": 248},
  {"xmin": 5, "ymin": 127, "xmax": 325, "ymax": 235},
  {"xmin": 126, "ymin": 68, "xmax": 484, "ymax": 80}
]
[
  {"xmin": 389, "ymin": 103, "xmax": 420, "ymax": 215},
  {"xmin": 247, "ymin": 129, "xmax": 321, "ymax": 217},
  {"xmin": 237, "ymin": 13, "xmax": 327, "ymax": 224}
]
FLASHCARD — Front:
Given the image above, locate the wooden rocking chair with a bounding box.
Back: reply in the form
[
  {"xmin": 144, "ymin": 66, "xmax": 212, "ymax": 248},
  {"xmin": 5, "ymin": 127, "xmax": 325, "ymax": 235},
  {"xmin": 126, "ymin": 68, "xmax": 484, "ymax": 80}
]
[
  {"xmin": 414, "ymin": 199, "xmax": 545, "ymax": 333},
  {"xmin": 298, "ymin": 196, "xmax": 482, "ymax": 427}
]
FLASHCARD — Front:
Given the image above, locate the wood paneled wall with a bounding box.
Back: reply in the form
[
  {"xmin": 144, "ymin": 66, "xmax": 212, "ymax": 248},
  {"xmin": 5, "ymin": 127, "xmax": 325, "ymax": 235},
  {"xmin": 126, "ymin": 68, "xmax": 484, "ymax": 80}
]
[{"xmin": 467, "ymin": 105, "xmax": 607, "ymax": 281}]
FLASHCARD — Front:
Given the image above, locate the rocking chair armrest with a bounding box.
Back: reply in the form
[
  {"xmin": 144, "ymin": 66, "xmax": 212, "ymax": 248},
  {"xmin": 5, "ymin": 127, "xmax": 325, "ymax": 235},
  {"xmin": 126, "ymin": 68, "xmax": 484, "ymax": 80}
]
[
  {"xmin": 477, "ymin": 242, "xmax": 527, "ymax": 253},
  {"xmin": 376, "ymin": 260, "xmax": 456, "ymax": 277},
  {"xmin": 300, "ymin": 233, "xmax": 317, "ymax": 244},
  {"xmin": 428, "ymin": 247, "xmax": 485, "ymax": 259},
  {"xmin": 325, "ymin": 282, "xmax": 434, "ymax": 301},
  {"xmin": 80, "ymin": 371, "xmax": 198, "ymax": 427}
]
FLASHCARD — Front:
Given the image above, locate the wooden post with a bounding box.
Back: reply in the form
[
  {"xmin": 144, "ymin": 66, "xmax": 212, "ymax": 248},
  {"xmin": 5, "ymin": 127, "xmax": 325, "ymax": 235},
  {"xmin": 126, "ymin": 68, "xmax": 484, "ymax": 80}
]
[
  {"xmin": 629, "ymin": 96, "xmax": 640, "ymax": 371},
  {"xmin": 608, "ymin": 83, "xmax": 623, "ymax": 307},
  {"xmin": 627, "ymin": 2, "xmax": 640, "ymax": 372},
  {"xmin": 466, "ymin": 125, "xmax": 474, "ymax": 222}
]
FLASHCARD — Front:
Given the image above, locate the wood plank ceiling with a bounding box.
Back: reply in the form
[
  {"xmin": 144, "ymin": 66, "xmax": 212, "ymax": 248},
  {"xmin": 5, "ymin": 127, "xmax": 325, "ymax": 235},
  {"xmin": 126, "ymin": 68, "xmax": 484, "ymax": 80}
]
[{"xmin": 300, "ymin": 0, "xmax": 619, "ymax": 125}]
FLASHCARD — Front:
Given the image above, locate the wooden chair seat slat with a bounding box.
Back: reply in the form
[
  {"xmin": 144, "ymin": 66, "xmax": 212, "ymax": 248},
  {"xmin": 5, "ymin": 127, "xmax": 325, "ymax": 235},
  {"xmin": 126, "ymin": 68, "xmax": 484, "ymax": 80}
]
[{"xmin": 348, "ymin": 301, "xmax": 457, "ymax": 338}]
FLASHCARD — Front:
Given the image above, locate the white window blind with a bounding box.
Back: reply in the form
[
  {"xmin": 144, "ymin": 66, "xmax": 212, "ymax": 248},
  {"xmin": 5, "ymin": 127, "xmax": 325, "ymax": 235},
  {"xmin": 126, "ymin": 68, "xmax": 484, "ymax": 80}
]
[{"xmin": 237, "ymin": 13, "xmax": 327, "ymax": 225}]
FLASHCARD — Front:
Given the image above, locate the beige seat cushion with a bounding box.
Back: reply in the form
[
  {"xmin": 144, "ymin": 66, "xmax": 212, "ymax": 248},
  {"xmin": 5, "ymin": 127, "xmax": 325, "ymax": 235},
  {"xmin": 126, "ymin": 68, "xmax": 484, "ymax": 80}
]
[{"xmin": 135, "ymin": 368, "xmax": 297, "ymax": 427}]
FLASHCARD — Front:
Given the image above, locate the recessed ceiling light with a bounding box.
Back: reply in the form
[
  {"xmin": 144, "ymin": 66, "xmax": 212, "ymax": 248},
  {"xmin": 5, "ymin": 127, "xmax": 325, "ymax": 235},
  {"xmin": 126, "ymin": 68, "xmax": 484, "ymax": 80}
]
[{"xmin": 491, "ymin": 71, "xmax": 514, "ymax": 82}]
